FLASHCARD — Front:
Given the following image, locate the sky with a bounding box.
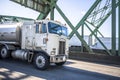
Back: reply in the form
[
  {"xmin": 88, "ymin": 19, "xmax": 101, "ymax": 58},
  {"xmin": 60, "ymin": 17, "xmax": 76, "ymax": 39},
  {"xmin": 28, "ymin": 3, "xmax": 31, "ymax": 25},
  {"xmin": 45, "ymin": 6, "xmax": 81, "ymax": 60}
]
[{"xmin": 0, "ymin": 0, "xmax": 118, "ymax": 37}]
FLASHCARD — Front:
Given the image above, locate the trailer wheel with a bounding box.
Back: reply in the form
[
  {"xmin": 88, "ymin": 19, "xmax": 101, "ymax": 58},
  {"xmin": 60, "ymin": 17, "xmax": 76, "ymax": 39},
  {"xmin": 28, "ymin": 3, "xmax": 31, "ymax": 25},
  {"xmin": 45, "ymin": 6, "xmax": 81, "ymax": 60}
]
[
  {"xmin": 55, "ymin": 62, "xmax": 66, "ymax": 66},
  {"xmin": 0, "ymin": 47, "xmax": 10, "ymax": 59},
  {"xmin": 33, "ymin": 53, "xmax": 49, "ymax": 70}
]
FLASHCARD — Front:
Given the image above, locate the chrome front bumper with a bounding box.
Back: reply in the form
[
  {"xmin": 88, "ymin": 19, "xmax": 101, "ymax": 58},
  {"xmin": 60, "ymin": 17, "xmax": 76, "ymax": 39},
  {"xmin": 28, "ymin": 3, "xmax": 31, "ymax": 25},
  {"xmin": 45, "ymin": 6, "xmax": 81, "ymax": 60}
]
[{"xmin": 50, "ymin": 55, "xmax": 67, "ymax": 63}]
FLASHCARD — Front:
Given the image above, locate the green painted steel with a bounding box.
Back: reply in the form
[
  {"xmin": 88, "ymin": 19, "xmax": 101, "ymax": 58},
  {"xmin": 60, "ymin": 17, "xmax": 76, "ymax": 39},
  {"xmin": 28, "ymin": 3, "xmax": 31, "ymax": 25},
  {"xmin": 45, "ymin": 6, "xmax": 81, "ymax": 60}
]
[
  {"xmin": 67, "ymin": 0, "xmax": 113, "ymax": 55},
  {"xmin": 87, "ymin": 1, "xmax": 120, "ymax": 37},
  {"xmin": 11, "ymin": 0, "xmax": 57, "ymax": 20},
  {"xmin": 0, "ymin": 15, "xmax": 33, "ymax": 22},
  {"xmin": 55, "ymin": 4, "xmax": 93, "ymax": 53},
  {"xmin": 50, "ymin": 0, "xmax": 56, "ymax": 20},
  {"xmin": 69, "ymin": 0, "xmax": 102, "ymax": 39},
  {"xmin": 36, "ymin": 0, "xmax": 57, "ymax": 20},
  {"xmin": 68, "ymin": 0, "xmax": 119, "ymax": 55},
  {"xmin": 37, "ymin": 13, "xmax": 46, "ymax": 20},
  {"xmin": 118, "ymin": 0, "xmax": 120, "ymax": 56},
  {"xmin": 37, "ymin": 12, "xmax": 49, "ymax": 20},
  {"xmin": 10, "ymin": 0, "xmax": 48, "ymax": 14},
  {"xmin": 89, "ymin": 12, "xmax": 111, "ymax": 37},
  {"xmin": 50, "ymin": 7, "xmax": 54, "ymax": 20},
  {"xmin": 81, "ymin": 24, "xmax": 84, "ymax": 52},
  {"xmin": 86, "ymin": 21, "xmax": 104, "ymax": 38},
  {"xmin": 111, "ymin": 0, "xmax": 116, "ymax": 55},
  {"xmin": 85, "ymin": 22, "xmax": 112, "ymax": 55}
]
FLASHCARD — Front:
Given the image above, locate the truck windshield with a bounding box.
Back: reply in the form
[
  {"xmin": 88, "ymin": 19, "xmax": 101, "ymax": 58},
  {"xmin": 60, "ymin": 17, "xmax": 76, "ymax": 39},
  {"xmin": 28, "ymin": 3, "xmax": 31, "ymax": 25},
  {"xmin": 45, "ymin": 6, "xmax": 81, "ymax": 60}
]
[{"xmin": 48, "ymin": 22, "xmax": 68, "ymax": 36}]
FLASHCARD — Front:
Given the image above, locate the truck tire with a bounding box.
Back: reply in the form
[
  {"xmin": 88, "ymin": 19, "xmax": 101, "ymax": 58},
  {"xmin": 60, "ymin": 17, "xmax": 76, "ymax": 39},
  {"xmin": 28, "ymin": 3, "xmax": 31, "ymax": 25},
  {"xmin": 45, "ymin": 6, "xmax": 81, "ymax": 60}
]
[
  {"xmin": 55, "ymin": 62, "xmax": 66, "ymax": 66},
  {"xmin": 33, "ymin": 53, "xmax": 49, "ymax": 70},
  {"xmin": 0, "ymin": 47, "xmax": 10, "ymax": 59}
]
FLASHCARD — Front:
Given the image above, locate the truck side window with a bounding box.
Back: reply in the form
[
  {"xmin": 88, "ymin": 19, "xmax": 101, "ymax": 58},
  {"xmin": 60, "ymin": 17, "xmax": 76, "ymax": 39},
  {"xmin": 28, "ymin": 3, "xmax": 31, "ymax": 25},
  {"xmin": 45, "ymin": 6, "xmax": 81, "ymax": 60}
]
[
  {"xmin": 36, "ymin": 23, "xmax": 39, "ymax": 33},
  {"xmin": 41, "ymin": 24, "xmax": 47, "ymax": 33},
  {"xmin": 36, "ymin": 23, "xmax": 46, "ymax": 33}
]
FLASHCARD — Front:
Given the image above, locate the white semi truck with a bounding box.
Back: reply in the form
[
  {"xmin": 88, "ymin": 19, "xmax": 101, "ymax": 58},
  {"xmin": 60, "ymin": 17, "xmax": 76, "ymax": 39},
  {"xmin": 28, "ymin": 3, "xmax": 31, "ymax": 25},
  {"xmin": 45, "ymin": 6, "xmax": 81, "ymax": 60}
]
[{"xmin": 0, "ymin": 20, "xmax": 69, "ymax": 70}]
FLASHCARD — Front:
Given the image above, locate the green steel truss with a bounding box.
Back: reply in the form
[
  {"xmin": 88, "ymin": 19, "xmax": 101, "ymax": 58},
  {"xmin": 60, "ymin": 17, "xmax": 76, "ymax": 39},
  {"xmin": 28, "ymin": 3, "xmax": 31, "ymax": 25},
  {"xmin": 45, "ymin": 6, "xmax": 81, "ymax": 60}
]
[
  {"xmin": 9, "ymin": 0, "xmax": 120, "ymax": 56},
  {"xmin": 11, "ymin": 0, "xmax": 50, "ymax": 14},
  {"xmin": 0, "ymin": 15, "xmax": 33, "ymax": 22},
  {"xmin": 10, "ymin": 0, "xmax": 57, "ymax": 20}
]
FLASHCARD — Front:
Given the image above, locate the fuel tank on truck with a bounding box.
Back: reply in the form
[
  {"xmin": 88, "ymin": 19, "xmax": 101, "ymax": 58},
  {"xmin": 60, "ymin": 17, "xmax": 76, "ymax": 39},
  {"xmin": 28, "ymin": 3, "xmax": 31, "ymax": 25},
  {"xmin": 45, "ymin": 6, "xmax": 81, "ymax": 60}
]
[{"xmin": 0, "ymin": 22, "xmax": 22, "ymax": 45}]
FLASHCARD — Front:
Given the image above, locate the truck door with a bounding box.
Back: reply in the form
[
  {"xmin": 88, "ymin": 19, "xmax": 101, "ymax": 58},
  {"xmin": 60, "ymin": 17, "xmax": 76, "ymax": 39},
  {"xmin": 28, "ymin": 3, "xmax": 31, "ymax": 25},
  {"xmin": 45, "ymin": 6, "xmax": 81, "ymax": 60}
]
[
  {"xmin": 25, "ymin": 25, "xmax": 35, "ymax": 49},
  {"xmin": 35, "ymin": 23, "xmax": 47, "ymax": 48}
]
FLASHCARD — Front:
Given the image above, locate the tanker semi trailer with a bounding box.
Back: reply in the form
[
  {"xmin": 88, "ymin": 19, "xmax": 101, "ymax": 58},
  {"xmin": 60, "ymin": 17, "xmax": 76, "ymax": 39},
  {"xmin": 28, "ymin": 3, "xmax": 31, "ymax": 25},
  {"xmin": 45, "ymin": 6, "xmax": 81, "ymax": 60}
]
[{"xmin": 0, "ymin": 20, "xmax": 69, "ymax": 70}]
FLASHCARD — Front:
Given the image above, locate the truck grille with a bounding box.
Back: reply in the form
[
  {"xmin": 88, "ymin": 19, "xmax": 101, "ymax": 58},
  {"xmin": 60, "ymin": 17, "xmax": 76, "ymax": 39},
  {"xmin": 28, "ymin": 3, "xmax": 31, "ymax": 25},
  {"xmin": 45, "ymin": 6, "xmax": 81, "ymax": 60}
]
[{"xmin": 59, "ymin": 41, "xmax": 65, "ymax": 55}]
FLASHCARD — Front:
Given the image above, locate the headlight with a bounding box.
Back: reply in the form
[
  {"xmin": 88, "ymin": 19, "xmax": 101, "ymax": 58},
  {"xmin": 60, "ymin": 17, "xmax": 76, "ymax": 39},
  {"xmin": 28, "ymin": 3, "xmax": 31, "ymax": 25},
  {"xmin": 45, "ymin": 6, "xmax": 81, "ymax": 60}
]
[
  {"xmin": 50, "ymin": 51, "xmax": 56, "ymax": 55},
  {"xmin": 50, "ymin": 48, "xmax": 56, "ymax": 55}
]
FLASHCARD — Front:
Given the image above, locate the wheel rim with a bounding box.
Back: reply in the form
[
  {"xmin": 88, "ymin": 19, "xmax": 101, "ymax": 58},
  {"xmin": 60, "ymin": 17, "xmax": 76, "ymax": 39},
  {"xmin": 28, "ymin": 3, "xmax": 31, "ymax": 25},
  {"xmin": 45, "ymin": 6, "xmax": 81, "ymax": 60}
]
[
  {"xmin": 1, "ymin": 48, "xmax": 7, "ymax": 58},
  {"xmin": 36, "ymin": 56, "xmax": 45, "ymax": 68}
]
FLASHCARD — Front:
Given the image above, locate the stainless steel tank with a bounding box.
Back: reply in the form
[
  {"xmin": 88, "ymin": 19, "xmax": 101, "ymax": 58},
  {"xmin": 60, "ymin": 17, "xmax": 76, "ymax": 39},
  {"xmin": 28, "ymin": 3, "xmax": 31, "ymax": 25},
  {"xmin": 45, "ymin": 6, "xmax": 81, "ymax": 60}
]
[{"xmin": 0, "ymin": 22, "xmax": 22, "ymax": 45}]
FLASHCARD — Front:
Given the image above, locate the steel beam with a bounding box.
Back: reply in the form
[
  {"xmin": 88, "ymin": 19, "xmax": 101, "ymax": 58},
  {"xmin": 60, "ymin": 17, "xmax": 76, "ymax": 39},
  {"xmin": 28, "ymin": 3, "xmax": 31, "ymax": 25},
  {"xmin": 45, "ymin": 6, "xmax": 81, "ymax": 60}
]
[
  {"xmin": 50, "ymin": 8, "xmax": 54, "ymax": 20},
  {"xmin": 37, "ymin": 0, "xmax": 57, "ymax": 20},
  {"xmin": 0, "ymin": 15, "xmax": 33, "ymax": 22},
  {"xmin": 81, "ymin": 24, "xmax": 84, "ymax": 52},
  {"xmin": 69, "ymin": 0, "xmax": 102, "ymax": 39},
  {"xmin": 118, "ymin": 0, "xmax": 120, "ymax": 56},
  {"xmin": 37, "ymin": 13, "xmax": 46, "ymax": 20},
  {"xmin": 89, "ymin": 12, "xmax": 111, "ymax": 37},
  {"xmin": 90, "ymin": 1, "xmax": 120, "ymax": 37},
  {"xmin": 86, "ymin": 20, "xmax": 104, "ymax": 37},
  {"xmin": 50, "ymin": 0, "xmax": 55, "ymax": 20},
  {"xmin": 11, "ymin": 0, "xmax": 45, "ymax": 13},
  {"xmin": 85, "ymin": 22, "xmax": 112, "ymax": 55},
  {"xmin": 55, "ymin": 4, "xmax": 93, "ymax": 53},
  {"xmin": 37, "ymin": 7, "xmax": 50, "ymax": 20},
  {"xmin": 111, "ymin": 0, "xmax": 116, "ymax": 55}
]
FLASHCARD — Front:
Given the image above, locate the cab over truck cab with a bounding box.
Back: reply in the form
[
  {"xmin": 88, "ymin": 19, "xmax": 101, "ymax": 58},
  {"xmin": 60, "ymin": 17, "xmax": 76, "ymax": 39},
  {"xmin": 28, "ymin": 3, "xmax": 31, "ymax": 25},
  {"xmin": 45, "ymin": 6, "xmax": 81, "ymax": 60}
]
[{"xmin": 0, "ymin": 20, "xmax": 69, "ymax": 70}]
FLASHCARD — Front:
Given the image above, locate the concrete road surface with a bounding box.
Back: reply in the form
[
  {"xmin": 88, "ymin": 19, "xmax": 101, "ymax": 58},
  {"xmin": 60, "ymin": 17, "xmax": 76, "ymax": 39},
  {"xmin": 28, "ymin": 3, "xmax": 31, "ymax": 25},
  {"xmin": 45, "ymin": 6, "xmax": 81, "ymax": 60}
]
[{"xmin": 0, "ymin": 59, "xmax": 120, "ymax": 80}]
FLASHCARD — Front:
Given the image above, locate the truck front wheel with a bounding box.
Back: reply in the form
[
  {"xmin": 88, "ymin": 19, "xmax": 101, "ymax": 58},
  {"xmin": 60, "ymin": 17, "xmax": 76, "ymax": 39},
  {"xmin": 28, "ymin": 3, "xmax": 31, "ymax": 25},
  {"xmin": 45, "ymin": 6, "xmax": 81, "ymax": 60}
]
[
  {"xmin": 33, "ymin": 53, "xmax": 49, "ymax": 70},
  {"xmin": 0, "ymin": 47, "xmax": 10, "ymax": 59},
  {"xmin": 55, "ymin": 62, "xmax": 66, "ymax": 66}
]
